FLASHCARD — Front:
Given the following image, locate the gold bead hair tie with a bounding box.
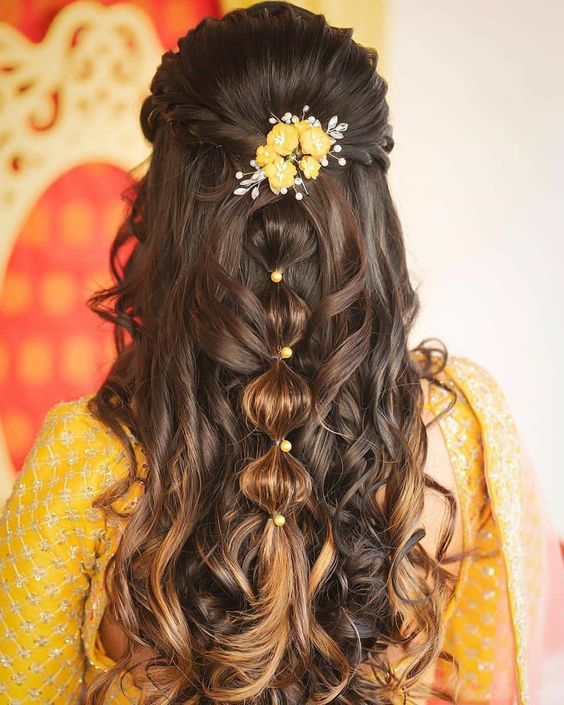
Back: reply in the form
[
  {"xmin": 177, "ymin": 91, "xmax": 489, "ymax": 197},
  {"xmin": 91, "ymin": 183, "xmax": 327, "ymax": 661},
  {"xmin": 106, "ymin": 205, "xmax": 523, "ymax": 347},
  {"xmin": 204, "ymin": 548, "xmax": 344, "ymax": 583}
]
[
  {"xmin": 270, "ymin": 269, "xmax": 283, "ymax": 283},
  {"xmin": 272, "ymin": 438, "xmax": 292, "ymax": 452},
  {"xmin": 271, "ymin": 345, "xmax": 293, "ymax": 362},
  {"xmin": 279, "ymin": 438, "xmax": 292, "ymax": 453},
  {"xmin": 272, "ymin": 513, "xmax": 286, "ymax": 526}
]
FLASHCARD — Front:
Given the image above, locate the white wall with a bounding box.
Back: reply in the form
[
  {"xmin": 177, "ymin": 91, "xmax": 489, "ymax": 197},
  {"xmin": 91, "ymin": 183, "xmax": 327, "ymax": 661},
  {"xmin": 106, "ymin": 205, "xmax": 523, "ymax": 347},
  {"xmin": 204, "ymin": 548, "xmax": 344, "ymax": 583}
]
[{"xmin": 385, "ymin": 0, "xmax": 564, "ymax": 533}]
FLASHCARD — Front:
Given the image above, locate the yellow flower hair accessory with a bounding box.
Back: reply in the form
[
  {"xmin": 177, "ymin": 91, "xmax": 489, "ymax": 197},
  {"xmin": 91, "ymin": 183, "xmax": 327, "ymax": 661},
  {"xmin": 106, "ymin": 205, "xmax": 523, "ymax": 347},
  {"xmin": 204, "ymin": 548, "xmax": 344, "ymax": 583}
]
[{"xmin": 233, "ymin": 105, "xmax": 348, "ymax": 201}]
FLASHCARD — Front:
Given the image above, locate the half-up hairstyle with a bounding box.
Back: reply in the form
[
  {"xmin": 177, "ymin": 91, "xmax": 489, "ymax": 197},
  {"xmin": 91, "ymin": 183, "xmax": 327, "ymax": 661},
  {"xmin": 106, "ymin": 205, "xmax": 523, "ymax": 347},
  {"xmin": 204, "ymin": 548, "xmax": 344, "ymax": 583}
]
[{"xmin": 85, "ymin": 2, "xmax": 462, "ymax": 704}]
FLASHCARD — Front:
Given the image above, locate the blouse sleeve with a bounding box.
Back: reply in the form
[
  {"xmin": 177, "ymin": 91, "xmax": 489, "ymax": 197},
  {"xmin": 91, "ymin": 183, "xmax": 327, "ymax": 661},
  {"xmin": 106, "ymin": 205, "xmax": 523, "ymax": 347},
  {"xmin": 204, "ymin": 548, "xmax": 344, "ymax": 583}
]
[{"xmin": 0, "ymin": 399, "xmax": 119, "ymax": 703}]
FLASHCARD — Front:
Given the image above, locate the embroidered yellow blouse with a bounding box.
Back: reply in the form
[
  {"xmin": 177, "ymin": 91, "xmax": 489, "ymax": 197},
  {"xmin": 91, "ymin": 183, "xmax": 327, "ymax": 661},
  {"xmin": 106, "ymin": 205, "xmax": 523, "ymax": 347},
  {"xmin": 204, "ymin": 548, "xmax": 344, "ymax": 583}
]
[{"xmin": 0, "ymin": 357, "xmax": 516, "ymax": 703}]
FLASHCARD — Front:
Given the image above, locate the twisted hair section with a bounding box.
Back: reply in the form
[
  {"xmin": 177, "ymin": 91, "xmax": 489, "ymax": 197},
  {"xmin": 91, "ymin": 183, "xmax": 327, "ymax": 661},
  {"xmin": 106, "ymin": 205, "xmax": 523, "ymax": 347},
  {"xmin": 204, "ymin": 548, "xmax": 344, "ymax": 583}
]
[
  {"xmin": 84, "ymin": 3, "xmax": 463, "ymax": 704},
  {"xmin": 188, "ymin": 201, "xmax": 317, "ymax": 700}
]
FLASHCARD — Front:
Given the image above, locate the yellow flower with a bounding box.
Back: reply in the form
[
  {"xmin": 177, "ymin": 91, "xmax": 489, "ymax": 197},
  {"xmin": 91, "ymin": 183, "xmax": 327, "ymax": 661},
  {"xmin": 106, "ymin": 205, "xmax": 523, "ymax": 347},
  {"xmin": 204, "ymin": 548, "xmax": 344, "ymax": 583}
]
[
  {"xmin": 255, "ymin": 144, "xmax": 278, "ymax": 166},
  {"xmin": 299, "ymin": 125, "xmax": 332, "ymax": 159},
  {"xmin": 295, "ymin": 119, "xmax": 312, "ymax": 134},
  {"xmin": 266, "ymin": 122, "xmax": 299, "ymax": 156},
  {"xmin": 263, "ymin": 155, "xmax": 297, "ymax": 191},
  {"xmin": 299, "ymin": 155, "xmax": 321, "ymax": 179}
]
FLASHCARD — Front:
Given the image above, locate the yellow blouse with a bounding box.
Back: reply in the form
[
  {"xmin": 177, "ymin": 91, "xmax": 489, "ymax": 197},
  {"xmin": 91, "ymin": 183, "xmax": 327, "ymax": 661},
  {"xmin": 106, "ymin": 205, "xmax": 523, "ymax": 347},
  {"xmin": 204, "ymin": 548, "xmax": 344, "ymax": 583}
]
[{"xmin": 0, "ymin": 356, "xmax": 507, "ymax": 703}]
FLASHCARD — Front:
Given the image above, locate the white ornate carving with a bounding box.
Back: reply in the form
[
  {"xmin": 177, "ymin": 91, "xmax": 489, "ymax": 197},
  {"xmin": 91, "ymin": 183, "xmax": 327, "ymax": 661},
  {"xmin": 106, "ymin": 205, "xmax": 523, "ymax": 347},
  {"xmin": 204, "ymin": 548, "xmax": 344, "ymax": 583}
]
[{"xmin": 0, "ymin": 2, "xmax": 163, "ymax": 499}]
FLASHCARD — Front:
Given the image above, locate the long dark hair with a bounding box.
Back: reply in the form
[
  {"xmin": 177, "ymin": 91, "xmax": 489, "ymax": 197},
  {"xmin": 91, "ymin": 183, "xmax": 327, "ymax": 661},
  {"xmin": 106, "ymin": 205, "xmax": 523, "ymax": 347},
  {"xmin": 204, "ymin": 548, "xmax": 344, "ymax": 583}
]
[{"xmin": 85, "ymin": 3, "xmax": 460, "ymax": 703}]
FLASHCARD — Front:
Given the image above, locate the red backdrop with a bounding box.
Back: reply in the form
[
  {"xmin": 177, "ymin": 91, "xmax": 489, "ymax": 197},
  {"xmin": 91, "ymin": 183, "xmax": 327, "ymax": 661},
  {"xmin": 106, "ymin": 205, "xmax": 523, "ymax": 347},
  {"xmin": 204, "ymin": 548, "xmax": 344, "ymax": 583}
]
[{"xmin": 0, "ymin": 0, "xmax": 219, "ymax": 471}]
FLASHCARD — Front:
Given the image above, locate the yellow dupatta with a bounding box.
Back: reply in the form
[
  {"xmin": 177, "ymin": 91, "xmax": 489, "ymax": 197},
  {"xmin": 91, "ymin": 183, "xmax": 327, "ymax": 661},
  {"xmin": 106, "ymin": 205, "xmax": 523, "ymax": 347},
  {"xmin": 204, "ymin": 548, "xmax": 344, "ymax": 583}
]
[{"xmin": 445, "ymin": 357, "xmax": 564, "ymax": 705}]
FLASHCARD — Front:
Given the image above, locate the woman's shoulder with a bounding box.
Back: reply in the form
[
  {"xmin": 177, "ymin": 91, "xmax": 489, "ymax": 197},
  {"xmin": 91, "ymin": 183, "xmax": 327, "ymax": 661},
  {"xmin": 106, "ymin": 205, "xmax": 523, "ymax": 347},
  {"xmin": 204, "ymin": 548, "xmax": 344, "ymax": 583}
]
[
  {"xmin": 40, "ymin": 390, "xmax": 138, "ymax": 451},
  {"xmin": 18, "ymin": 392, "xmax": 135, "ymax": 502},
  {"xmin": 423, "ymin": 353, "xmax": 511, "ymax": 420},
  {"xmin": 443, "ymin": 355, "xmax": 506, "ymax": 395},
  {"xmin": 43, "ymin": 390, "xmax": 110, "ymax": 432},
  {"xmin": 438, "ymin": 355, "xmax": 516, "ymax": 435}
]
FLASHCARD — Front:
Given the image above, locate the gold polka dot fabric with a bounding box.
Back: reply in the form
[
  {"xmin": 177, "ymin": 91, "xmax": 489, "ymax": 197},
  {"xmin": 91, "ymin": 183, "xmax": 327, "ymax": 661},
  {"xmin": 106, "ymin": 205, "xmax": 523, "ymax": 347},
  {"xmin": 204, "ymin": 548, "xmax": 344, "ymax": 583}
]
[{"xmin": 428, "ymin": 367, "xmax": 509, "ymax": 702}]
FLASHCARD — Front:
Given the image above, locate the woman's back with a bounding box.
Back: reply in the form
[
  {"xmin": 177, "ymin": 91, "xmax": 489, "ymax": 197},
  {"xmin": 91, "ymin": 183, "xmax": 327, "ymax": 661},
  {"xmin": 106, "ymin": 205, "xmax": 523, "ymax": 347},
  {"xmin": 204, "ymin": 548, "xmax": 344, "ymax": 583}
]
[
  {"xmin": 0, "ymin": 355, "xmax": 517, "ymax": 704},
  {"xmin": 93, "ymin": 373, "xmax": 465, "ymax": 670}
]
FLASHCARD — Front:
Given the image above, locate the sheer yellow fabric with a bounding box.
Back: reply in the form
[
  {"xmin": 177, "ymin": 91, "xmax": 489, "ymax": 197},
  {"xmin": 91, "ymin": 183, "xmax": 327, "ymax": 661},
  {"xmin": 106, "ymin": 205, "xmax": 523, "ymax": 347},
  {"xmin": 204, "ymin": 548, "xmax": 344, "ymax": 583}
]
[
  {"xmin": 427, "ymin": 364, "xmax": 514, "ymax": 702},
  {"xmin": 1, "ymin": 356, "xmax": 558, "ymax": 703}
]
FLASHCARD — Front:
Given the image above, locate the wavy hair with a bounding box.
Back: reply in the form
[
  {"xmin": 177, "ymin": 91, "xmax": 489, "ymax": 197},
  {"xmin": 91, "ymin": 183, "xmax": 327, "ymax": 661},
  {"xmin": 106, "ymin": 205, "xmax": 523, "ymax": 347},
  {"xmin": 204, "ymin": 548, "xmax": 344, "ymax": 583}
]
[{"xmin": 85, "ymin": 3, "xmax": 463, "ymax": 703}]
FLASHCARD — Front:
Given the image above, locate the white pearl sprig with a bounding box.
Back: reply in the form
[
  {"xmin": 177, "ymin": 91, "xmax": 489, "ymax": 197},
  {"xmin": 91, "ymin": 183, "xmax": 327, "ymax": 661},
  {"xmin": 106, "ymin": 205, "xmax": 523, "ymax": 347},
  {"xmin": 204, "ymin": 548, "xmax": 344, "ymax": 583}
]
[{"xmin": 233, "ymin": 105, "xmax": 349, "ymax": 201}]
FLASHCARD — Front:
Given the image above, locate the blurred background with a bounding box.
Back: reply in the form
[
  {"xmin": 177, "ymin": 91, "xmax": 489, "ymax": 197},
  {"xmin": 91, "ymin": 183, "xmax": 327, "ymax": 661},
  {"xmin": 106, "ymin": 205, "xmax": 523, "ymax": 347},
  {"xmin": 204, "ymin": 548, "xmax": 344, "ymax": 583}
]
[{"xmin": 0, "ymin": 0, "xmax": 562, "ymax": 537}]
